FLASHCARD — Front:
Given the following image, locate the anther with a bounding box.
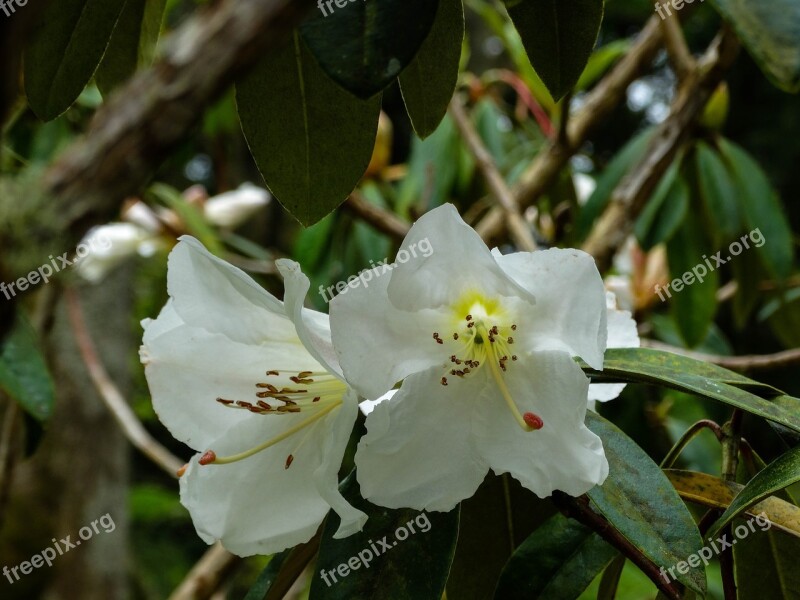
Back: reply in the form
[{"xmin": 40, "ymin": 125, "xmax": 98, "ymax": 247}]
[
  {"xmin": 523, "ymin": 412, "xmax": 544, "ymax": 430},
  {"xmin": 199, "ymin": 450, "xmax": 217, "ymax": 465},
  {"xmin": 508, "ymin": 337, "xmax": 514, "ymax": 344},
  {"xmin": 466, "ymin": 314, "xmax": 473, "ymax": 321},
  {"xmin": 512, "ymin": 355, "xmax": 518, "ymax": 361},
  {"xmin": 266, "ymin": 370, "xmax": 280, "ymax": 376},
  {"xmin": 177, "ymin": 463, "xmax": 189, "ymax": 477},
  {"xmin": 216, "ymin": 398, "xmax": 234, "ymax": 406},
  {"xmin": 453, "ymin": 333, "xmax": 459, "ymax": 340},
  {"xmin": 257, "ymin": 401, "xmax": 273, "ymax": 410},
  {"xmin": 511, "ymin": 325, "xmax": 517, "ymax": 331},
  {"xmin": 441, "ymin": 377, "xmax": 448, "ymax": 386},
  {"xmin": 313, "ymin": 397, "xmax": 321, "ymax": 402},
  {"xmin": 285, "ymin": 454, "xmax": 294, "ymax": 469}
]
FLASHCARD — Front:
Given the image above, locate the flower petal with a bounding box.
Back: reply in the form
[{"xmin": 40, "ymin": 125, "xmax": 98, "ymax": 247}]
[
  {"xmin": 355, "ymin": 367, "xmax": 489, "ymax": 511},
  {"xmin": 492, "ymin": 248, "xmax": 607, "ymax": 369},
  {"xmin": 386, "ymin": 204, "xmax": 534, "ymax": 311},
  {"xmin": 473, "ymin": 351, "xmax": 609, "ymax": 497},
  {"xmin": 589, "ymin": 292, "xmax": 640, "ymax": 402},
  {"xmin": 168, "ymin": 236, "xmax": 297, "ymax": 345}
]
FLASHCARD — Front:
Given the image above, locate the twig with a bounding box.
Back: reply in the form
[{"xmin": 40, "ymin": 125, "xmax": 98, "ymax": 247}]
[
  {"xmin": 449, "ymin": 98, "xmax": 537, "ymax": 251},
  {"xmin": 642, "ymin": 339, "xmax": 800, "ymax": 372},
  {"xmin": 475, "ymin": 17, "xmax": 665, "ymax": 243},
  {"xmin": 343, "ymin": 192, "xmax": 410, "ymax": 242},
  {"xmin": 168, "ymin": 542, "xmax": 242, "ymax": 600},
  {"xmin": 661, "ymin": 15, "xmax": 695, "ymax": 80},
  {"xmin": 582, "ymin": 27, "xmax": 740, "ymax": 271},
  {"xmin": 64, "ymin": 288, "xmax": 184, "ymax": 477},
  {"xmin": 0, "ymin": 395, "xmax": 19, "ymax": 532},
  {"xmin": 719, "ymin": 410, "xmax": 743, "ymax": 599}
]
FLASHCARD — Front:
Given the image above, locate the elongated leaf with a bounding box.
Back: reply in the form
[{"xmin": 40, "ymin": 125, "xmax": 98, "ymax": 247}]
[
  {"xmin": 243, "ymin": 552, "xmax": 288, "ymax": 600},
  {"xmin": 237, "ymin": 33, "xmax": 381, "ymax": 225},
  {"xmin": 24, "ymin": 0, "xmax": 125, "ymax": 120},
  {"xmin": 399, "ymin": 0, "xmax": 464, "ymax": 139},
  {"xmin": 504, "ymin": 0, "xmax": 605, "ymax": 100},
  {"xmin": 708, "ymin": 446, "xmax": 800, "ymax": 539},
  {"xmin": 301, "ymin": 0, "xmax": 439, "ymax": 99},
  {"xmin": 494, "ymin": 513, "xmax": 617, "ymax": 599},
  {"xmin": 666, "ymin": 470, "xmax": 800, "ymax": 538},
  {"xmin": 734, "ymin": 519, "xmax": 800, "ymax": 599},
  {"xmin": 0, "ymin": 314, "xmax": 55, "ymax": 422},
  {"xmin": 310, "ymin": 471, "xmax": 459, "ymax": 599},
  {"xmin": 694, "ymin": 141, "xmax": 741, "ymax": 243},
  {"xmin": 708, "ymin": 0, "xmax": 800, "ymax": 93},
  {"xmin": 96, "ymin": 0, "xmax": 167, "ymax": 96},
  {"xmin": 582, "ymin": 348, "xmax": 800, "ymax": 434},
  {"xmin": 585, "ymin": 412, "xmax": 706, "ymax": 595},
  {"xmin": 634, "ymin": 161, "xmax": 688, "ymax": 251},
  {"xmin": 718, "ymin": 138, "xmax": 794, "ymax": 279},
  {"xmin": 576, "ymin": 39, "xmax": 630, "ymax": 91}
]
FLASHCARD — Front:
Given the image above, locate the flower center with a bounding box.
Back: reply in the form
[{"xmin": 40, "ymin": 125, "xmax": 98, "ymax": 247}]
[
  {"xmin": 196, "ymin": 370, "xmax": 346, "ymax": 470},
  {"xmin": 433, "ymin": 297, "xmax": 542, "ymax": 433}
]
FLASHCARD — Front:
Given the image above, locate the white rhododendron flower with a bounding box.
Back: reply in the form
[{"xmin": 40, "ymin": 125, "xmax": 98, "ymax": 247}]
[
  {"xmin": 140, "ymin": 237, "xmax": 366, "ymax": 556},
  {"xmin": 203, "ymin": 183, "xmax": 271, "ymax": 229},
  {"xmin": 76, "ymin": 222, "xmax": 161, "ymax": 283},
  {"xmin": 330, "ymin": 204, "xmax": 632, "ymax": 511},
  {"xmin": 589, "ymin": 291, "xmax": 640, "ymax": 404}
]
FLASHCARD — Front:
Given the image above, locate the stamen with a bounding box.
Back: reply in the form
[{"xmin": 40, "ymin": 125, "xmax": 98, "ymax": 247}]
[
  {"xmin": 199, "ymin": 450, "xmax": 217, "ymax": 465},
  {"xmin": 485, "ymin": 340, "xmax": 535, "ymax": 432},
  {"xmin": 523, "ymin": 412, "xmax": 544, "ymax": 430},
  {"xmin": 285, "ymin": 454, "xmax": 294, "ymax": 469}
]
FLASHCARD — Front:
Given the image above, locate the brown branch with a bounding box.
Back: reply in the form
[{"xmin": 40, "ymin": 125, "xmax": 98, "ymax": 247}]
[
  {"xmin": 641, "ymin": 339, "xmax": 800, "ymax": 372},
  {"xmin": 661, "ymin": 15, "xmax": 695, "ymax": 80},
  {"xmin": 582, "ymin": 27, "xmax": 740, "ymax": 271},
  {"xmin": 476, "ymin": 17, "xmax": 665, "ymax": 243},
  {"xmin": 168, "ymin": 542, "xmax": 242, "ymax": 600},
  {"xmin": 344, "ymin": 191, "xmax": 410, "ymax": 242},
  {"xmin": 65, "ymin": 288, "xmax": 185, "ymax": 477},
  {"xmin": 45, "ymin": 0, "xmax": 316, "ymax": 243},
  {"xmin": 449, "ymin": 98, "xmax": 537, "ymax": 252}
]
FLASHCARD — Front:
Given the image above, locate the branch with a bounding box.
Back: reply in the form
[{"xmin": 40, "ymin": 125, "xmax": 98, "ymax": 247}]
[
  {"xmin": 641, "ymin": 339, "xmax": 800, "ymax": 372},
  {"xmin": 449, "ymin": 98, "xmax": 537, "ymax": 252},
  {"xmin": 661, "ymin": 15, "xmax": 695, "ymax": 80},
  {"xmin": 45, "ymin": 0, "xmax": 315, "ymax": 243},
  {"xmin": 476, "ymin": 17, "xmax": 665, "ymax": 243},
  {"xmin": 168, "ymin": 542, "xmax": 242, "ymax": 600},
  {"xmin": 344, "ymin": 191, "xmax": 410, "ymax": 242},
  {"xmin": 582, "ymin": 27, "xmax": 740, "ymax": 271},
  {"xmin": 65, "ymin": 288, "xmax": 184, "ymax": 478}
]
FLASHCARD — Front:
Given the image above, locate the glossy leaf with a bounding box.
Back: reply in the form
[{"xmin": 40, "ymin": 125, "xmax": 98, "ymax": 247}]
[
  {"xmin": 24, "ymin": 0, "xmax": 126, "ymax": 120},
  {"xmin": 718, "ymin": 138, "xmax": 794, "ymax": 279},
  {"xmin": 399, "ymin": 0, "xmax": 464, "ymax": 139},
  {"xmin": 243, "ymin": 552, "xmax": 288, "ymax": 600},
  {"xmin": 0, "ymin": 314, "xmax": 55, "ymax": 422},
  {"xmin": 708, "ymin": 446, "xmax": 800, "ymax": 539},
  {"xmin": 585, "ymin": 412, "xmax": 706, "ymax": 595},
  {"xmin": 694, "ymin": 141, "xmax": 741, "ymax": 243},
  {"xmin": 504, "ymin": 0, "xmax": 605, "ymax": 100},
  {"xmin": 494, "ymin": 513, "xmax": 617, "ymax": 599},
  {"xmin": 301, "ymin": 0, "xmax": 439, "ymax": 99},
  {"xmin": 708, "ymin": 0, "xmax": 800, "ymax": 92},
  {"xmin": 236, "ymin": 33, "xmax": 381, "ymax": 225},
  {"xmin": 96, "ymin": 0, "xmax": 167, "ymax": 96},
  {"xmin": 634, "ymin": 161, "xmax": 689, "ymax": 251},
  {"xmin": 310, "ymin": 471, "xmax": 459, "ymax": 599}
]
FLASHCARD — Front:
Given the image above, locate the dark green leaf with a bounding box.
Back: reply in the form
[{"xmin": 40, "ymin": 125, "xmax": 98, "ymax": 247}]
[
  {"xmin": 582, "ymin": 348, "xmax": 800, "ymax": 434},
  {"xmin": 236, "ymin": 33, "xmax": 381, "ymax": 226},
  {"xmin": 0, "ymin": 314, "xmax": 55, "ymax": 422},
  {"xmin": 718, "ymin": 138, "xmax": 794, "ymax": 279},
  {"xmin": 243, "ymin": 552, "xmax": 288, "ymax": 600},
  {"xmin": 694, "ymin": 141, "xmax": 741, "ymax": 243},
  {"xmin": 310, "ymin": 470, "xmax": 459, "ymax": 599},
  {"xmin": 96, "ymin": 0, "xmax": 167, "ymax": 96},
  {"xmin": 504, "ymin": 0, "xmax": 605, "ymax": 100},
  {"xmin": 301, "ymin": 0, "xmax": 439, "ymax": 99},
  {"xmin": 634, "ymin": 162, "xmax": 689, "ymax": 251},
  {"xmin": 666, "ymin": 218, "xmax": 719, "ymax": 348},
  {"xmin": 24, "ymin": 0, "xmax": 126, "ymax": 120},
  {"xmin": 494, "ymin": 513, "xmax": 617, "ymax": 599},
  {"xmin": 707, "ymin": 0, "xmax": 800, "ymax": 93},
  {"xmin": 399, "ymin": 0, "xmax": 464, "ymax": 139},
  {"xmin": 585, "ymin": 412, "xmax": 706, "ymax": 595},
  {"xmin": 730, "ymin": 245, "xmax": 763, "ymax": 329},
  {"xmin": 708, "ymin": 446, "xmax": 800, "ymax": 539},
  {"xmin": 734, "ymin": 521, "xmax": 800, "ymax": 600}
]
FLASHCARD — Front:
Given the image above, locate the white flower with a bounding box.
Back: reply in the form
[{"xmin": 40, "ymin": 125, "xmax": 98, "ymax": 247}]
[
  {"xmin": 203, "ymin": 183, "xmax": 271, "ymax": 229},
  {"xmin": 330, "ymin": 204, "xmax": 627, "ymax": 511},
  {"xmin": 140, "ymin": 236, "xmax": 366, "ymax": 556},
  {"xmin": 76, "ymin": 223, "xmax": 162, "ymax": 283}
]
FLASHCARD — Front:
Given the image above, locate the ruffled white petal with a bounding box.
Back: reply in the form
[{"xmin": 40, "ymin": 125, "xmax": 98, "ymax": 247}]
[
  {"xmin": 589, "ymin": 292, "xmax": 640, "ymax": 402},
  {"xmin": 355, "ymin": 367, "xmax": 489, "ymax": 511},
  {"xmin": 472, "ymin": 351, "xmax": 609, "ymax": 497},
  {"xmin": 492, "ymin": 248, "xmax": 607, "ymax": 369}
]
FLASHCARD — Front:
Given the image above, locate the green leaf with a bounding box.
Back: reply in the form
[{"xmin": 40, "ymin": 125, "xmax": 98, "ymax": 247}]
[
  {"xmin": 0, "ymin": 314, "xmax": 55, "ymax": 422},
  {"xmin": 707, "ymin": 0, "xmax": 800, "ymax": 93},
  {"xmin": 494, "ymin": 513, "xmax": 618, "ymax": 599},
  {"xmin": 708, "ymin": 446, "xmax": 800, "ymax": 539},
  {"xmin": 634, "ymin": 161, "xmax": 688, "ymax": 251},
  {"xmin": 666, "ymin": 217, "xmax": 719, "ymax": 348},
  {"xmin": 243, "ymin": 551, "xmax": 288, "ymax": 600},
  {"xmin": 399, "ymin": 0, "xmax": 464, "ymax": 139},
  {"xmin": 96, "ymin": 0, "xmax": 167, "ymax": 96},
  {"xmin": 504, "ymin": 0, "xmax": 605, "ymax": 100},
  {"xmin": 24, "ymin": 0, "xmax": 126, "ymax": 120},
  {"xmin": 236, "ymin": 33, "xmax": 381, "ymax": 226},
  {"xmin": 300, "ymin": 0, "xmax": 439, "ymax": 99},
  {"xmin": 718, "ymin": 138, "xmax": 794, "ymax": 279},
  {"xmin": 734, "ymin": 521, "xmax": 800, "ymax": 600},
  {"xmin": 310, "ymin": 470, "xmax": 459, "ymax": 599},
  {"xmin": 582, "ymin": 348, "xmax": 800, "ymax": 434},
  {"xmin": 585, "ymin": 412, "xmax": 706, "ymax": 595},
  {"xmin": 147, "ymin": 183, "xmax": 224, "ymax": 255},
  {"xmin": 694, "ymin": 141, "xmax": 741, "ymax": 243},
  {"xmin": 576, "ymin": 39, "xmax": 630, "ymax": 91}
]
